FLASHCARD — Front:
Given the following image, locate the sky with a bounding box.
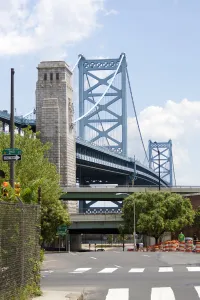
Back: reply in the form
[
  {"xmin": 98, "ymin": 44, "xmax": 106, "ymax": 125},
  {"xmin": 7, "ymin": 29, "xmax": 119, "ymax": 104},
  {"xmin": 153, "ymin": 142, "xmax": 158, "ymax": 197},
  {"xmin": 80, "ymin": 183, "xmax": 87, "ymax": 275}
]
[{"xmin": 0, "ymin": 0, "xmax": 200, "ymax": 185}]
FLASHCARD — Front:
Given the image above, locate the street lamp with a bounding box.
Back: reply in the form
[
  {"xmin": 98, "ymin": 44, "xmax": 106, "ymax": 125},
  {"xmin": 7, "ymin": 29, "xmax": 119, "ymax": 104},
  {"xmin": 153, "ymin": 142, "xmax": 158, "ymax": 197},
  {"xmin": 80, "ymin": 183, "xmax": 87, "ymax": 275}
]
[
  {"xmin": 116, "ymin": 193, "xmax": 136, "ymax": 250},
  {"xmin": 154, "ymin": 142, "xmax": 161, "ymax": 191}
]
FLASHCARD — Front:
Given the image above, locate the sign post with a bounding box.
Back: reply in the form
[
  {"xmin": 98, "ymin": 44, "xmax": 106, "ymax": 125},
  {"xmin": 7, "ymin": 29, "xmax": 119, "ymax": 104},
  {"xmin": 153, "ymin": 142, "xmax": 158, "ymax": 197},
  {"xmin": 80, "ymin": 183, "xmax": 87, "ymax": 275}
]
[
  {"xmin": 10, "ymin": 68, "xmax": 15, "ymax": 188},
  {"xmin": 57, "ymin": 225, "xmax": 68, "ymax": 252}
]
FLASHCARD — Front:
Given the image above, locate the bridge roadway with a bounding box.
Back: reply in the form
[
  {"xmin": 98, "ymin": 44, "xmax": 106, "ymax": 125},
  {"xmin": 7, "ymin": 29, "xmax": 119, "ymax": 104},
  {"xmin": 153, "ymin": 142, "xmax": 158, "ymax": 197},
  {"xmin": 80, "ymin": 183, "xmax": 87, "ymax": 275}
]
[
  {"xmin": 0, "ymin": 110, "xmax": 168, "ymax": 187},
  {"xmin": 62, "ymin": 186, "xmax": 200, "ymax": 200}
]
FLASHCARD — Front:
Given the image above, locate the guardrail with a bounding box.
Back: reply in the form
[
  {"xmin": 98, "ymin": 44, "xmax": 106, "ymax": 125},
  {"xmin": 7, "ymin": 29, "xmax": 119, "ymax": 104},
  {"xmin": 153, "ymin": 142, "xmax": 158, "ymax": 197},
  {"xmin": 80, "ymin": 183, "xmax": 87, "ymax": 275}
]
[{"xmin": 64, "ymin": 185, "xmax": 200, "ymax": 188}]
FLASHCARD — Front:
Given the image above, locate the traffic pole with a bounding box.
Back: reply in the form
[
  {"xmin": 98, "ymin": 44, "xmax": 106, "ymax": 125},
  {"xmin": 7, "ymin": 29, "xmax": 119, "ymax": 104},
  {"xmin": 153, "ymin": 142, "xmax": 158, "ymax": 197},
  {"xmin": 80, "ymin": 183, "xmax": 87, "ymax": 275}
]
[{"xmin": 10, "ymin": 68, "xmax": 15, "ymax": 188}]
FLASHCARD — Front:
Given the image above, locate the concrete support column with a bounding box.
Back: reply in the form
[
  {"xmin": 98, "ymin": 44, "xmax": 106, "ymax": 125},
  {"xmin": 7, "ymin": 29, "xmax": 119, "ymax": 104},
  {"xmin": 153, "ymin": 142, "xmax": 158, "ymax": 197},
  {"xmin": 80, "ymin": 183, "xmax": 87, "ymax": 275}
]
[{"xmin": 70, "ymin": 234, "xmax": 82, "ymax": 252}]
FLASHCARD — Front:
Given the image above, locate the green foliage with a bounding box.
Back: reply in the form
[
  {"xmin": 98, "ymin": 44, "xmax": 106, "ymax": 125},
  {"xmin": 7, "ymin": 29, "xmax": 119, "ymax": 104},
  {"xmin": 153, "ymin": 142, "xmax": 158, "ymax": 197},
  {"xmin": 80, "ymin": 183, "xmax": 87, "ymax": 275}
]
[
  {"xmin": 0, "ymin": 127, "xmax": 70, "ymax": 243},
  {"xmin": 122, "ymin": 192, "xmax": 195, "ymax": 243},
  {"xmin": 194, "ymin": 206, "xmax": 200, "ymax": 228},
  {"xmin": 107, "ymin": 234, "xmax": 113, "ymax": 244}
]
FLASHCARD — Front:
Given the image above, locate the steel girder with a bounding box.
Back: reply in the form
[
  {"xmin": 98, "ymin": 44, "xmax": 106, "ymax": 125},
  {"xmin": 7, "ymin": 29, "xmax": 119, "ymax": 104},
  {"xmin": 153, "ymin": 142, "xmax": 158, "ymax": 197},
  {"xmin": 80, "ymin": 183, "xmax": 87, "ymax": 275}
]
[
  {"xmin": 148, "ymin": 140, "xmax": 173, "ymax": 186},
  {"xmin": 78, "ymin": 54, "xmax": 127, "ymax": 155}
]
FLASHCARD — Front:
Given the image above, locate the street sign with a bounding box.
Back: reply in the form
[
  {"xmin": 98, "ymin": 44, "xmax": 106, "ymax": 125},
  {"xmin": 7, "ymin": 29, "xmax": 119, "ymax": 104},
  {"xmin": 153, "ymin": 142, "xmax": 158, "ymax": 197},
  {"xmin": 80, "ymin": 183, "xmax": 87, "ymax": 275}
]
[
  {"xmin": 57, "ymin": 225, "xmax": 68, "ymax": 236},
  {"xmin": 2, "ymin": 148, "xmax": 22, "ymax": 155},
  {"xmin": 2, "ymin": 155, "xmax": 21, "ymax": 161}
]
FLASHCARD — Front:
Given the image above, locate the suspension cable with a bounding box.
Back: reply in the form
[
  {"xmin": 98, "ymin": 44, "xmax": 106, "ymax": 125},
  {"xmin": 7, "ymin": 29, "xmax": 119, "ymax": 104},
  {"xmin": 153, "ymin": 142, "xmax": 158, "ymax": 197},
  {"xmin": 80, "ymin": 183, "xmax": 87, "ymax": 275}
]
[
  {"xmin": 86, "ymin": 74, "xmax": 110, "ymax": 147},
  {"xmin": 126, "ymin": 69, "xmax": 149, "ymax": 163},
  {"xmin": 74, "ymin": 54, "xmax": 125, "ymax": 124},
  {"xmin": 172, "ymin": 155, "xmax": 176, "ymax": 186},
  {"xmin": 72, "ymin": 55, "xmax": 82, "ymax": 72}
]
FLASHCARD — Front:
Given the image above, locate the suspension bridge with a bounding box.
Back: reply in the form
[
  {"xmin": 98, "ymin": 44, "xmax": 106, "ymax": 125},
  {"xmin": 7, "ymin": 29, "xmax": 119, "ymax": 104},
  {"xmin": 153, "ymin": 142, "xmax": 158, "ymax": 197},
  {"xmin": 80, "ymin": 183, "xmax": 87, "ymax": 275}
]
[{"xmin": 0, "ymin": 54, "xmax": 176, "ymax": 215}]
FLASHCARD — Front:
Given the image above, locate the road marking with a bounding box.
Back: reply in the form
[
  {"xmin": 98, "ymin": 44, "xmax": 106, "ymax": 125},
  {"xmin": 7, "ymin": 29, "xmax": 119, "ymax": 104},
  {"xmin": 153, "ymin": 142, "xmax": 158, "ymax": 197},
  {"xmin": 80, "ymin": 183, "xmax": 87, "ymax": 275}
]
[
  {"xmin": 105, "ymin": 288, "xmax": 129, "ymax": 300},
  {"xmin": 143, "ymin": 254, "xmax": 150, "ymax": 257},
  {"xmin": 195, "ymin": 286, "xmax": 200, "ymax": 298},
  {"xmin": 43, "ymin": 270, "xmax": 54, "ymax": 273},
  {"xmin": 44, "ymin": 260, "xmax": 57, "ymax": 263},
  {"xmin": 187, "ymin": 267, "xmax": 200, "ymax": 272},
  {"xmin": 90, "ymin": 257, "xmax": 97, "ymax": 259},
  {"xmin": 70, "ymin": 253, "xmax": 77, "ymax": 256},
  {"xmin": 114, "ymin": 251, "xmax": 120, "ymax": 253},
  {"xmin": 129, "ymin": 268, "xmax": 145, "ymax": 273},
  {"xmin": 151, "ymin": 287, "xmax": 175, "ymax": 300},
  {"xmin": 114, "ymin": 265, "xmax": 121, "ymax": 268},
  {"xmin": 159, "ymin": 267, "xmax": 173, "ymax": 272},
  {"xmin": 69, "ymin": 268, "xmax": 91, "ymax": 274},
  {"xmin": 98, "ymin": 268, "xmax": 118, "ymax": 273}
]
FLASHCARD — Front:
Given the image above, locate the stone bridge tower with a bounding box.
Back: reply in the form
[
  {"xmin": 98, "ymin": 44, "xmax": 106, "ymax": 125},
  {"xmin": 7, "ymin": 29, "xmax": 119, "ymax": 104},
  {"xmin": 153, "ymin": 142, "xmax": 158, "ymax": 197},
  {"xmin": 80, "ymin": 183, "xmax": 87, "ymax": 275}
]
[{"xmin": 36, "ymin": 61, "xmax": 77, "ymax": 213}]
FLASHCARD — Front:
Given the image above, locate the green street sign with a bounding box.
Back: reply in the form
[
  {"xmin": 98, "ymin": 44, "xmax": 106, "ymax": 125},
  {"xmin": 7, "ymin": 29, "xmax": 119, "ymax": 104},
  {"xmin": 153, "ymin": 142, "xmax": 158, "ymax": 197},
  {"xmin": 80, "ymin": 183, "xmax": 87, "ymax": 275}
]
[
  {"xmin": 2, "ymin": 148, "xmax": 22, "ymax": 155},
  {"xmin": 57, "ymin": 225, "xmax": 68, "ymax": 236}
]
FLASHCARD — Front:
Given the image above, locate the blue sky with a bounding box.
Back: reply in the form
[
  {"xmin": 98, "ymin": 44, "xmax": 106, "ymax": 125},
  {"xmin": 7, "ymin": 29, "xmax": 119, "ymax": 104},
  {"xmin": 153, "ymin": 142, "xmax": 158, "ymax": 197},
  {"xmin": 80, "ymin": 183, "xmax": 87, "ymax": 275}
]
[{"xmin": 0, "ymin": 0, "xmax": 200, "ymax": 184}]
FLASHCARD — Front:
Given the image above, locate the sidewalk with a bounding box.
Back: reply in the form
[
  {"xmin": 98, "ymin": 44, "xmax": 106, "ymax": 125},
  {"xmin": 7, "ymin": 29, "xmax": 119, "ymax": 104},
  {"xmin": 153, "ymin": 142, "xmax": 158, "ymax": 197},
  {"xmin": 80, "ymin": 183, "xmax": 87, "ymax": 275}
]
[{"xmin": 34, "ymin": 291, "xmax": 83, "ymax": 300}]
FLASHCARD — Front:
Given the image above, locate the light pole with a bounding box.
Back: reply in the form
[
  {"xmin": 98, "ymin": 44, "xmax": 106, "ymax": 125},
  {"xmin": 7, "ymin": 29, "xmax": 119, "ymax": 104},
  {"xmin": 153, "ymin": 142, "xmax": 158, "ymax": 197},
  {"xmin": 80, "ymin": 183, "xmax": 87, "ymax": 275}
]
[
  {"xmin": 116, "ymin": 193, "xmax": 136, "ymax": 250},
  {"xmin": 154, "ymin": 142, "xmax": 161, "ymax": 191}
]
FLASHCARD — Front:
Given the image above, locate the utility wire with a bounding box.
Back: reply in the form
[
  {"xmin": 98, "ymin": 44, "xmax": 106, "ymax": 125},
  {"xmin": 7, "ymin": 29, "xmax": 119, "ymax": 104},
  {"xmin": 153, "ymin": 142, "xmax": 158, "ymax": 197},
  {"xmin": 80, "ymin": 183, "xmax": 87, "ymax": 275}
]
[{"xmin": 126, "ymin": 69, "xmax": 149, "ymax": 163}]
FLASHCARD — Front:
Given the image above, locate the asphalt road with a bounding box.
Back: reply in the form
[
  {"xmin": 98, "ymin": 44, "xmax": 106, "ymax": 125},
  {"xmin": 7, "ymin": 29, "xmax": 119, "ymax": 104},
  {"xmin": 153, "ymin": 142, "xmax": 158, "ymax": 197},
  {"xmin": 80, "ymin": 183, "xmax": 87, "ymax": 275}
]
[{"xmin": 41, "ymin": 250, "xmax": 200, "ymax": 299}]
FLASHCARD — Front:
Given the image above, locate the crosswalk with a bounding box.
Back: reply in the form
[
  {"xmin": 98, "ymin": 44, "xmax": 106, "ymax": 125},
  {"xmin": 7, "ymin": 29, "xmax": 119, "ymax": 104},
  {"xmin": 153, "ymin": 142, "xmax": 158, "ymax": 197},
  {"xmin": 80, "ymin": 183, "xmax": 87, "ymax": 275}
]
[
  {"xmin": 69, "ymin": 266, "xmax": 200, "ymax": 274},
  {"xmin": 103, "ymin": 286, "xmax": 200, "ymax": 299}
]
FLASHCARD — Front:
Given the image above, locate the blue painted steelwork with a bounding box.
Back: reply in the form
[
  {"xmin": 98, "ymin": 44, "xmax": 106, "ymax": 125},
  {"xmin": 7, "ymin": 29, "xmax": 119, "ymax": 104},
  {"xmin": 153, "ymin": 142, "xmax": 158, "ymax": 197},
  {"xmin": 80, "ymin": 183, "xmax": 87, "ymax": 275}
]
[
  {"xmin": 0, "ymin": 110, "xmax": 35, "ymax": 128},
  {"xmin": 0, "ymin": 109, "xmax": 168, "ymax": 187},
  {"xmin": 79, "ymin": 200, "xmax": 122, "ymax": 214},
  {"xmin": 148, "ymin": 140, "xmax": 173, "ymax": 185},
  {"xmin": 78, "ymin": 54, "xmax": 127, "ymax": 155}
]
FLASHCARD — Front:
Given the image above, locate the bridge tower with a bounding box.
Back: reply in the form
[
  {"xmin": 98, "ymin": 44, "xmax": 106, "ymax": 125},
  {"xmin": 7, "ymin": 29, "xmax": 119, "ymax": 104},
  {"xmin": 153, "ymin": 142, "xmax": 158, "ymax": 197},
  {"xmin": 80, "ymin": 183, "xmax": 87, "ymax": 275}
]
[
  {"xmin": 78, "ymin": 54, "xmax": 127, "ymax": 156},
  {"xmin": 148, "ymin": 140, "xmax": 173, "ymax": 186},
  {"xmin": 36, "ymin": 61, "xmax": 77, "ymax": 213}
]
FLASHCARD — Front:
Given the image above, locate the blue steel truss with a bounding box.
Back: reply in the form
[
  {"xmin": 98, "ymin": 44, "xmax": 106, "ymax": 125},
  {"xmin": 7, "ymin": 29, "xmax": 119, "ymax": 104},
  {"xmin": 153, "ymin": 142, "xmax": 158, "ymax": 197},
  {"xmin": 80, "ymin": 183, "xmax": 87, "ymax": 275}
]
[
  {"xmin": 148, "ymin": 140, "xmax": 173, "ymax": 186},
  {"xmin": 78, "ymin": 54, "xmax": 127, "ymax": 155}
]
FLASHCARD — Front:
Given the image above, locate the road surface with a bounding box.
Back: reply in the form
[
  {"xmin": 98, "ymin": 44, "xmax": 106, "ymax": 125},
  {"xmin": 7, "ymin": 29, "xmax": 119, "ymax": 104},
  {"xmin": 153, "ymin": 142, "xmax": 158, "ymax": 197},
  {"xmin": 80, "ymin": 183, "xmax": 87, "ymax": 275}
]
[{"xmin": 41, "ymin": 250, "xmax": 200, "ymax": 299}]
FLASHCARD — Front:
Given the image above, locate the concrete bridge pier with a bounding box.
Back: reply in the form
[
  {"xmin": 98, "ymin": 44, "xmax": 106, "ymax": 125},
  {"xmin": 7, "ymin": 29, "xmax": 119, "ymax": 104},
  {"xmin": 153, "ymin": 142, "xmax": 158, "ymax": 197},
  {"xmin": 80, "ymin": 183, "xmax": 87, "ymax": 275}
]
[{"xmin": 69, "ymin": 234, "xmax": 82, "ymax": 252}]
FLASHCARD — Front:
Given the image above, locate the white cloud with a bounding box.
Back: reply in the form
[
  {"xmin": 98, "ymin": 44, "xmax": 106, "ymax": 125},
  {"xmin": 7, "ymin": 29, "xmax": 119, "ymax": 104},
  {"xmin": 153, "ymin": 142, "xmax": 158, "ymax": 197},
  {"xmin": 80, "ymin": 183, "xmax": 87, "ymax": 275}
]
[
  {"xmin": 128, "ymin": 99, "xmax": 200, "ymax": 185},
  {"xmin": 0, "ymin": 0, "xmax": 105, "ymax": 56},
  {"xmin": 104, "ymin": 9, "xmax": 119, "ymax": 16}
]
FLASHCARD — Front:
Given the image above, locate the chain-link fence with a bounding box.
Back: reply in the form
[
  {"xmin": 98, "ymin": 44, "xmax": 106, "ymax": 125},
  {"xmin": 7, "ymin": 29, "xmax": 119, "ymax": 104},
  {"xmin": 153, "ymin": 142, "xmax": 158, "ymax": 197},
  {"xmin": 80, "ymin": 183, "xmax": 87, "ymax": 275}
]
[{"xmin": 0, "ymin": 201, "xmax": 41, "ymax": 300}]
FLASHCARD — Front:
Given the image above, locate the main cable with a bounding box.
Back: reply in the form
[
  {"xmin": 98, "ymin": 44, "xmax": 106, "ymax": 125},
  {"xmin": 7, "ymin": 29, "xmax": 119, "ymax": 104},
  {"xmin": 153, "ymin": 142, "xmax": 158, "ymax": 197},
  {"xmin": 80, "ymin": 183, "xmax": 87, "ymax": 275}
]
[
  {"xmin": 172, "ymin": 155, "xmax": 176, "ymax": 186},
  {"xmin": 74, "ymin": 54, "xmax": 125, "ymax": 124},
  {"xmin": 126, "ymin": 69, "xmax": 149, "ymax": 163},
  {"xmin": 72, "ymin": 55, "xmax": 82, "ymax": 72}
]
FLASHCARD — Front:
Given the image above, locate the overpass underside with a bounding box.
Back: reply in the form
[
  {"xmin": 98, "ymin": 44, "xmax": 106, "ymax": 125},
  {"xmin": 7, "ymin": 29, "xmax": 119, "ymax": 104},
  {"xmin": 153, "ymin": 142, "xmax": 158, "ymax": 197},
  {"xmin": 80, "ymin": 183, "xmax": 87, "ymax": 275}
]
[{"xmin": 69, "ymin": 214, "xmax": 122, "ymax": 234}]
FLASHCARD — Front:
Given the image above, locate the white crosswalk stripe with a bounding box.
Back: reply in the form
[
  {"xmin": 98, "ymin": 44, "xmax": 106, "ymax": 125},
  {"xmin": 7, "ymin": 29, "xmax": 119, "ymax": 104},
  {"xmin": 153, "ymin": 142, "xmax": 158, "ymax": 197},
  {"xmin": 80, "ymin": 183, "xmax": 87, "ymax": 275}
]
[
  {"xmin": 102, "ymin": 286, "xmax": 200, "ymax": 299},
  {"xmin": 105, "ymin": 288, "xmax": 129, "ymax": 300},
  {"xmin": 159, "ymin": 267, "xmax": 173, "ymax": 272},
  {"xmin": 187, "ymin": 267, "xmax": 200, "ymax": 272},
  {"xmin": 69, "ymin": 265, "xmax": 200, "ymax": 274},
  {"xmin": 69, "ymin": 268, "xmax": 91, "ymax": 274},
  {"xmin": 195, "ymin": 286, "xmax": 200, "ymax": 297},
  {"xmin": 129, "ymin": 268, "xmax": 145, "ymax": 273},
  {"xmin": 151, "ymin": 287, "xmax": 175, "ymax": 300},
  {"xmin": 98, "ymin": 268, "xmax": 118, "ymax": 273}
]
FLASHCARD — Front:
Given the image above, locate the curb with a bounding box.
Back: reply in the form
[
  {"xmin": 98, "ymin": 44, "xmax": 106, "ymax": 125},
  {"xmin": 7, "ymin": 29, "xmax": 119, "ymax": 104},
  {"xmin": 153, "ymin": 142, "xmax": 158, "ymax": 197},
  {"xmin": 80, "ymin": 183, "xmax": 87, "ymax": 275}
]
[{"xmin": 34, "ymin": 291, "xmax": 84, "ymax": 300}]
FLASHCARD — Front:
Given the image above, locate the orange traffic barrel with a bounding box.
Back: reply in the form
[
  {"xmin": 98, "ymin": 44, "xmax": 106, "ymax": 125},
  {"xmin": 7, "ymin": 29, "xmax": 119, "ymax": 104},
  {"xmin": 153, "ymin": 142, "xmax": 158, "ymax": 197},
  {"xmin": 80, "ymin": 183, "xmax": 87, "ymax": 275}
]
[
  {"xmin": 179, "ymin": 242, "xmax": 185, "ymax": 252},
  {"xmin": 196, "ymin": 242, "xmax": 200, "ymax": 253}
]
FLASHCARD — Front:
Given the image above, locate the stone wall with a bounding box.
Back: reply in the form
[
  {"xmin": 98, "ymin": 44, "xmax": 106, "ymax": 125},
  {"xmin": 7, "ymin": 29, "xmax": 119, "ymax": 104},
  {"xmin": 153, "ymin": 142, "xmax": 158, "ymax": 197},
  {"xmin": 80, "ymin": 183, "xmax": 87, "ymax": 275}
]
[{"xmin": 36, "ymin": 61, "xmax": 77, "ymax": 213}]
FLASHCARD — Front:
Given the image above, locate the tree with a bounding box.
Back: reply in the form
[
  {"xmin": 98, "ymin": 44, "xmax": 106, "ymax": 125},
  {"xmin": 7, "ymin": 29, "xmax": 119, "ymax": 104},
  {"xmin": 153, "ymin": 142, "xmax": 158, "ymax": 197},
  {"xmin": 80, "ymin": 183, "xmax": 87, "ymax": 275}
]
[
  {"xmin": 122, "ymin": 192, "xmax": 195, "ymax": 244},
  {"xmin": 193, "ymin": 206, "xmax": 200, "ymax": 228},
  {"xmin": 0, "ymin": 127, "xmax": 70, "ymax": 243}
]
